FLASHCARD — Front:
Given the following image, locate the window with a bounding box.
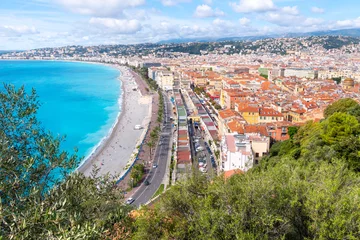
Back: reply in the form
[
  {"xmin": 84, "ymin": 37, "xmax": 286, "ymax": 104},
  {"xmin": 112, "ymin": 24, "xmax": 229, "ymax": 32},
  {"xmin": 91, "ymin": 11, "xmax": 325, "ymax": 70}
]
[
  {"xmin": 272, "ymin": 117, "xmax": 274, "ymax": 120},
  {"xmin": 255, "ymin": 153, "xmax": 259, "ymax": 158}
]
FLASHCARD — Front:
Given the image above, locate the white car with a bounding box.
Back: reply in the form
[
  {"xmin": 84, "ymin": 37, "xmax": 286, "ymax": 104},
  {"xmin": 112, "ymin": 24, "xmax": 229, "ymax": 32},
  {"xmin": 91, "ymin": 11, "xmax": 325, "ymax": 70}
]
[
  {"xmin": 199, "ymin": 167, "xmax": 207, "ymax": 173},
  {"xmin": 126, "ymin": 198, "xmax": 135, "ymax": 205},
  {"xmin": 196, "ymin": 146, "xmax": 204, "ymax": 152},
  {"xmin": 134, "ymin": 125, "xmax": 143, "ymax": 130}
]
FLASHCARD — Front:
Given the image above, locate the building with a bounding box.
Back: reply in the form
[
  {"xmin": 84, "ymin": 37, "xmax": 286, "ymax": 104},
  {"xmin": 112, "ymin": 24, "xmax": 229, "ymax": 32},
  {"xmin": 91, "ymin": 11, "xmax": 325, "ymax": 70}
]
[
  {"xmin": 238, "ymin": 106, "xmax": 260, "ymax": 124},
  {"xmin": 284, "ymin": 68, "xmax": 318, "ymax": 79},
  {"xmin": 221, "ymin": 132, "xmax": 270, "ymax": 172},
  {"xmin": 221, "ymin": 133, "xmax": 253, "ymax": 172},
  {"xmin": 259, "ymin": 108, "xmax": 284, "ymax": 123},
  {"xmin": 157, "ymin": 71, "xmax": 174, "ymax": 91}
]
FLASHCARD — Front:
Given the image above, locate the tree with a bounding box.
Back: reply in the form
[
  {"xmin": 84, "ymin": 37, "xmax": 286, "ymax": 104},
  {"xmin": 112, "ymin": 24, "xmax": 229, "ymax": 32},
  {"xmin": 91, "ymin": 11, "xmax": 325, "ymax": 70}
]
[
  {"xmin": 288, "ymin": 126, "xmax": 299, "ymax": 139},
  {"xmin": 260, "ymin": 73, "xmax": 268, "ymax": 79},
  {"xmin": 324, "ymin": 98, "xmax": 359, "ymax": 118},
  {"xmin": 146, "ymin": 141, "xmax": 155, "ymax": 160},
  {"xmin": 132, "ymin": 158, "xmax": 360, "ymax": 239},
  {"xmin": 332, "ymin": 77, "xmax": 341, "ymax": 84},
  {"xmin": 0, "ymin": 84, "xmax": 132, "ymax": 238},
  {"xmin": 130, "ymin": 164, "xmax": 145, "ymax": 187}
]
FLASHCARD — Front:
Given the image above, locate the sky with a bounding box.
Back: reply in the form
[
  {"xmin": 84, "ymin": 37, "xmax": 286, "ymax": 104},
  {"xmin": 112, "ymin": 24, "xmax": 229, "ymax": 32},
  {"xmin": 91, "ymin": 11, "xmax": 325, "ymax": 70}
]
[{"xmin": 1, "ymin": 0, "xmax": 360, "ymax": 50}]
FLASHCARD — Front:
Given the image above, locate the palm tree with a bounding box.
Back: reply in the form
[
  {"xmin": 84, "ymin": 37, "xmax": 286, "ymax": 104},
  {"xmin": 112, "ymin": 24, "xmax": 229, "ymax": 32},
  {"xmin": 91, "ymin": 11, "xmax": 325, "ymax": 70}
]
[{"xmin": 146, "ymin": 141, "xmax": 155, "ymax": 161}]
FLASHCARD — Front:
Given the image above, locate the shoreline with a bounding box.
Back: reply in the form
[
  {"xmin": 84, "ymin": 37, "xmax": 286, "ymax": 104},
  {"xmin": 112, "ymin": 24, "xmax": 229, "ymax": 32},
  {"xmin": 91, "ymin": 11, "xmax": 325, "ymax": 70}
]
[
  {"xmin": 76, "ymin": 63, "xmax": 125, "ymax": 169},
  {"xmin": 0, "ymin": 59, "xmax": 151, "ymax": 178},
  {"xmin": 77, "ymin": 65, "xmax": 152, "ymax": 177}
]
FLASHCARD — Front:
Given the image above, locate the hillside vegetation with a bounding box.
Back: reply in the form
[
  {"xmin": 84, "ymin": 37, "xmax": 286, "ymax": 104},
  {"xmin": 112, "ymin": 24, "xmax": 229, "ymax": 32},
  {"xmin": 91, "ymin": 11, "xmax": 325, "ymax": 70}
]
[
  {"xmin": 131, "ymin": 98, "xmax": 360, "ymax": 239},
  {"xmin": 1, "ymin": 84, "xmax": 359, "ymax": 239}
]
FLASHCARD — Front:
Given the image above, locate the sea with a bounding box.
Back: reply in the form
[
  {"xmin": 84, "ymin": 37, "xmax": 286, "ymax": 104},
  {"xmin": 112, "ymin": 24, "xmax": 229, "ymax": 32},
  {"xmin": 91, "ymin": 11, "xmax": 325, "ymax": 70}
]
[{"xmin": 0, "ymin": 60, "xmax": 121, "ymax": 166}]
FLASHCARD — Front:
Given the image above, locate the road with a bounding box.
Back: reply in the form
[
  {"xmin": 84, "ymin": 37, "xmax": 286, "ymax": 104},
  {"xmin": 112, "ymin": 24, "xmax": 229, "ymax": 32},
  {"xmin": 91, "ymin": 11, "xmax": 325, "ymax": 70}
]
[
  {"xmin": 190, "ymin": 122, "xmax": 216, "ymax": 177},
  {"xmin": 131, "ymin": 92, "xmax": 173, "ymax": 207}
]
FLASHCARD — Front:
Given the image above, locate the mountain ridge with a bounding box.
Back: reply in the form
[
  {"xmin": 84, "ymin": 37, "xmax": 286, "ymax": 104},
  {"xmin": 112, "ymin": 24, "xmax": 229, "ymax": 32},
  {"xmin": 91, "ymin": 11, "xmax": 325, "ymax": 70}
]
[{"xmin": 157, "ymin": 27, "xmax": 360, "ymax": 44}]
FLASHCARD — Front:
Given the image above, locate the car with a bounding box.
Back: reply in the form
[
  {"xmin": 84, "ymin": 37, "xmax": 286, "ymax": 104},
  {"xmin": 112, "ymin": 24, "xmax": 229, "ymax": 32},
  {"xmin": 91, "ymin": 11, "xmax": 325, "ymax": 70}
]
[
  {"xmin": 134, "ymin": 125, "xmax": 143, "ymax": 130},
  {"xmin": 153, "ymin": 164, "xmax": 158, "ymax": 168},
  {"xmin": 144, "ymin": 180, "xmax": 150, "ymax": 186},
  {"xmin": 199, "ymin": 162, "xmax": 205, "ymax": 167},
  {"xmin": 193, "ymin": 139, "xmax": 200, "ymax": 143},
  {"xmin": 196, "ymin": 146, "xmax": 204, "ymax": 152},
  {"xmin": 126, "ymin": 198, "xmax": 135, "ymax": 205},
  {"xmin": 159, "ymin": 141, "xmax": 163, "ymax": 145},
  {"xmin": 199, "ymin": 167, "xmax": 207, "ymax": 173}
]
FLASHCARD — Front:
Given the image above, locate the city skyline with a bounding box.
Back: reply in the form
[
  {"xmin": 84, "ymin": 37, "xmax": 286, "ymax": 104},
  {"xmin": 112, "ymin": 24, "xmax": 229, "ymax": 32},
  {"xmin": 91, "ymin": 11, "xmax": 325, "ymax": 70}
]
[{"xmin": 1, "ymin": 0, "xmax": 360, "ymax": 50}]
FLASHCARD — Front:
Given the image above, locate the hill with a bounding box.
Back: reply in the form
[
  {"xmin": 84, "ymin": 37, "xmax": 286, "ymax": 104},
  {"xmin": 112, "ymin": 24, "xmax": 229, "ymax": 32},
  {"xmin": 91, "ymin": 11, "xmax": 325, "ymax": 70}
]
[{"xmin": 157, "ymin": 27, "xmax": 360, "ymax": 44}]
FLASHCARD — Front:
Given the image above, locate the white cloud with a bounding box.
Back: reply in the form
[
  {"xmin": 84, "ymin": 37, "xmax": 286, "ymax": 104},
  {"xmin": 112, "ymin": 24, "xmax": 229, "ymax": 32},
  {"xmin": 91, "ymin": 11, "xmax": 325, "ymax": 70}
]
[
  {"xmin": 281, "ymin": 6, "xmax": 299, "ymax": 15},
  {"xmin": 203, "ymin": 0, "xmax": 212, "ymax": 4},
  {"xmin": 302, "ymin": 18, "xmax": 324, "ymax": 26},
  {"xmin": 89, "ymin": 18, "xmax": 142, "ymax": 34},
  {"xmin": 335, "ymin": 17, "xmax": 360, "ymax": 28},
  {"xmin": 57, "ymin": 0, "xmax": 145, "ymax": 16},
  {"xmin": 239, "ymin": 17, "xmax": 250, "ymax": 26},
  {"xmin": 2, "ymin": 25, "xmax": 39, "ymax": 36},
  {"xmin": 265, "ymin": 12, "xmax": 323, "ymax": 27},
  {"xmin": 230, "ymin": 0, "xmax": 275, "ymax": 13},
  {"xmin": 161, "ymin": 0, "xmax": 192, "ymax": 6},
  {"xmin": 194, "ymin": 4, "xmax": 224, "ymax": 18},
  {"xmin": 311, "ymin": 7, "xmax": 325, "ymax": 14}
]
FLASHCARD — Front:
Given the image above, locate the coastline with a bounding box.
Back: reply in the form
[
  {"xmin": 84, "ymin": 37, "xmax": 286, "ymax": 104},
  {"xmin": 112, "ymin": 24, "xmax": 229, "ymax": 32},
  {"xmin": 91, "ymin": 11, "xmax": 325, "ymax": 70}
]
[
  {"xmin": 77, "ymin": 65, "xmax": 152, "ymax": 178},
  {"xmin": 0, "ymin": 59, "xmax": 151, "ymax": 178},
  {"xmin": 76, "ymin": 62, "xmax": 125, "ymax": 168}
]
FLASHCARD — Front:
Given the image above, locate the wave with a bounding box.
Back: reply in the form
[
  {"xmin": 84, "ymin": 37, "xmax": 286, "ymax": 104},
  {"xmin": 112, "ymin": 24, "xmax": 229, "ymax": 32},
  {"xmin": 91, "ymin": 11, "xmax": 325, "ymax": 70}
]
[{"xmin": 77, "ymin": 70, "xmax": 124, "ymax": 169}]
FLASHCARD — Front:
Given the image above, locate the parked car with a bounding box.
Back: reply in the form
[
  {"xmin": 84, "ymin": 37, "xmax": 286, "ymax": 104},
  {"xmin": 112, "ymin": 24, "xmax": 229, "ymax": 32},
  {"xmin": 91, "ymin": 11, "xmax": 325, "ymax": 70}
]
[
  {"xmin": 126, "ymin": 198, "xmax": 135, "ymax": 205},
  {"xmin": 153, "ymin": 164, "xmax": 158, "ymax": 168},
  {"xmin": 144, "ymin": 180, "xmax": 150, "ymax": 186},
  {"xmin": 196, "ymin": 146, "xmax": 204, "ymax": 152},
  {"xmin": 199, "ymin": 167, "xmax": 207, "ymax": 173}
]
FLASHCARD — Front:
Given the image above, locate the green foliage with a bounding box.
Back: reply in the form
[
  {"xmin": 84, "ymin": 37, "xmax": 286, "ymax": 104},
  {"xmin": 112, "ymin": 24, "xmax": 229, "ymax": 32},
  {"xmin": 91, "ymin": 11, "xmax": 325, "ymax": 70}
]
[
  {"xmin": 332, "ymin": 77, "xmax": 341, "ymax": 84},
  {"xmin": 134, "ymin": 67, "xmax": 158, "ymax": 90},
  {"xmin": 324, "ymin": 98, "xmax": 359, "ymax": 118},
  {"xmin": 133, "ymin": 159, "xmax": 360, "ymax": 239},
  {"xmin": 0, "ymin": 84, "xmax": 132, "ymax": 239},
  {"xmin": 287, "ymin": 126, "xmax": 298, "ymax": 139},
  {"xmin": 152, "ymin": 184, "xmax": 165, "ymax": 199},
  {"xmin": 194, "ymin": 87, "xmax": 205, "ymax": 95},
  {"xmin": 130, "ymin": 164, "xmax": 145, "ymax": 187},
  {"xmin": 260, "ymin": 73, "xmax": 268, "ymax": 79}
]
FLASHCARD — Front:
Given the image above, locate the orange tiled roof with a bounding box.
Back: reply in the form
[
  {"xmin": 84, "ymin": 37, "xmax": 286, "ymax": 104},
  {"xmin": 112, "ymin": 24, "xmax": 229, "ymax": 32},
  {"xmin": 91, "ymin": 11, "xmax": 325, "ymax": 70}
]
[
  {"xmin": 244, "ymin": 125, "xmax": 269, "ymax": 137},
  {"xmin": 238, "ymin": 106, "xmax": 259, "ymax": 113},
  {"xmin": 219, "ymin": 109, "xmax": 240, "ymax": 119},
  {"xmin": 227, "ymin": 119, "xmax": 245, "ymax": 133},
  {"xmin": 259, "ymin": 108, "xmax": 283, "ymax": 117}
]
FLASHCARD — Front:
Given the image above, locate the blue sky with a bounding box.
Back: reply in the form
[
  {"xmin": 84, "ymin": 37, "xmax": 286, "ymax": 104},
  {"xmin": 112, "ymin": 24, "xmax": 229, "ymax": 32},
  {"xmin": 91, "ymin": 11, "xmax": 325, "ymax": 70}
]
[{"xmin": 0, "ymin": 0, "xmax": 359, "ymax": 50}]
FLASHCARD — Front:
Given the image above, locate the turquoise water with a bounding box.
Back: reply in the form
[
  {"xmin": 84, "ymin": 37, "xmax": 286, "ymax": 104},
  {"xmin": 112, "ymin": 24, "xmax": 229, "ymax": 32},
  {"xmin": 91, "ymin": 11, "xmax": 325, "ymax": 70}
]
[{"xmin": 0, "ymin": 60, "xmax": 121, "ymax": 164}]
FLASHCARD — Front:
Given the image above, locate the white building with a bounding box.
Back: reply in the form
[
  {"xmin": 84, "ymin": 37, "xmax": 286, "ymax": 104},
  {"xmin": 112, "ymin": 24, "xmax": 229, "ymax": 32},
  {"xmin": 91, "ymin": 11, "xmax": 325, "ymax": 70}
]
[
  {"xmin": 156, "ymin": 71, "xmax": 174, "ymax": 91},
  {"xmin": 221, "ymin": 134, "xmax": 254, "ymax": 172},
  {"xmin": 284, "ymin": 68, "xmax": 318, "ymax": 79},
  {"xmin": 221, "ymin": 133, "xmax": 270, "ymax": 172}
]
